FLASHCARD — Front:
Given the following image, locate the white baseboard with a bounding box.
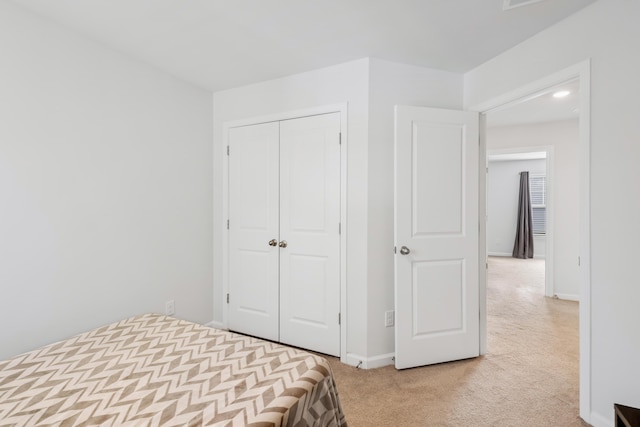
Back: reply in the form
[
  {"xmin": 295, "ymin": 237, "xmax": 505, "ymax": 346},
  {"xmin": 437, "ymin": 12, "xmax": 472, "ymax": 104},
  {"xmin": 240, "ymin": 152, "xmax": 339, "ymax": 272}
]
[
  {"xmin": 488, "ymin": 252, "xmax": 546, "ymax": 260},
  {"xmin": 589, "ymin": 410, "xmax": 612, "ymax": 427},
  {"xmin": 554, "ymin": 293, "xmax": 579, "ymax": 302},
  {"xmin": 345, "ymin": 352, "xmax": 395, "ymax": 369},
  {"xmin": 204, "ymin": 320, "xmax": 226, "ymax": 329}
]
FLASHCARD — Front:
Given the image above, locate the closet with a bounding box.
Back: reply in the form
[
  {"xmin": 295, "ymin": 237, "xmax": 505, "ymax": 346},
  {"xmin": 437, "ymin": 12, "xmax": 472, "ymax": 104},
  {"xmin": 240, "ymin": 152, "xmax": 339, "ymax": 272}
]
[{"xmin": 227, "ymin": 112, "xmax": 341, "ymax": 356}]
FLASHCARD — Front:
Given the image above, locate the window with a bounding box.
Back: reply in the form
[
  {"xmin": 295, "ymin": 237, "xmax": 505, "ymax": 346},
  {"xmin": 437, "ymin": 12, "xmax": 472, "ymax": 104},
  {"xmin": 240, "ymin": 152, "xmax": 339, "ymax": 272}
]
[{"xmin": 530, "ymin": 175, "xmax": 546, "ymax": 235}]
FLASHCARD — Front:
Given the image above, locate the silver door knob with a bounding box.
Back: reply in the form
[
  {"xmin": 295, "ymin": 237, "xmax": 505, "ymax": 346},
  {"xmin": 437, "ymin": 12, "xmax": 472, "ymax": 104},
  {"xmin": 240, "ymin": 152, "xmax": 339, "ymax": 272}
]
[
  {"xmin": 268, "ymin": 239, "xmax": 278, "ymax": 247},
  {"xmin": 279, "ymin": 240, "xmax": 288, "ymax": 248},
  {"xmin": 400, "ymin": 246, "xmax": 410, "ymax": 255}
]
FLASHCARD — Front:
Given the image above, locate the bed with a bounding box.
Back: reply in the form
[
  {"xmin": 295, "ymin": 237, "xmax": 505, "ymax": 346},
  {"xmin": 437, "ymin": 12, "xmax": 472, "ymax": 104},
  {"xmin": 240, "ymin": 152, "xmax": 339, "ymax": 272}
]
[{"xmin": 0, "ymin": 314, "xmax": 347, "ymax": 426}]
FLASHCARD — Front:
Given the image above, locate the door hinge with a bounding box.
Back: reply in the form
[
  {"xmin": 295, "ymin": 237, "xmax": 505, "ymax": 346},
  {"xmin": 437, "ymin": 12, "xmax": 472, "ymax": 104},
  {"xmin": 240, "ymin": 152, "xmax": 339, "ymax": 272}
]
[
  {"xmin": 339, "ymin": 222, "xmax": 341, "ymax": 234},
  {"xmin": 338, "ymin": 313, "xmax": 341, "ymax": 325},
  {"xmin": 578, "ymin": 256, "xmax": 581, "ymax": 266},
  {"xmin": 226, "ymin": 293, "xmax": 230, "ymax": 304},
  {"xmin": 339, "ymin": 132, "xmax": 342, "ymax": 145},
  {"xmin": 227, "ymin": 145, "xmax": 230, "ymax": 156},
  {"xmin": 394, "ymin": 246, "xmax": 397, "ymax": 254},
  {"xmin": 227, "ymin": 219, "xmax": 230, "ymax": 230}
]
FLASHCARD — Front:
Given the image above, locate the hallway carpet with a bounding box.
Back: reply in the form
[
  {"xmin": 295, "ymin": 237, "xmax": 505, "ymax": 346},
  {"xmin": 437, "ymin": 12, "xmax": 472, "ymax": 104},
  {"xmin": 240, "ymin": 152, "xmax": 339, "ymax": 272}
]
[{"xmin": 326, "ymin": 256, "xmax": 588, "ymax": 426}]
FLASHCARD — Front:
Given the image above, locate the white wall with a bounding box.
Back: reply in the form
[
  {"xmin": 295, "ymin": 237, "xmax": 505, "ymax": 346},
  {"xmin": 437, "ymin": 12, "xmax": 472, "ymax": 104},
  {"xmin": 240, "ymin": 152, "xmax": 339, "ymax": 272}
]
[
  {"xmin": 487, "ymin": 158, "xmax": 546, "ymax": 258},
  {"xmin": 367, "ymin": 58, "xmax": 463, "ymax": 360},
  {"xmin": 465, "ymin": 0, "xmax": 640, "ymax": 423},
  {"xmin": 0, "ymin": 2, "xmax": 213, "ymax": 360},
  {"xmin": 488, "ymin": 120, "xmax": 580, "ymax": 298}
]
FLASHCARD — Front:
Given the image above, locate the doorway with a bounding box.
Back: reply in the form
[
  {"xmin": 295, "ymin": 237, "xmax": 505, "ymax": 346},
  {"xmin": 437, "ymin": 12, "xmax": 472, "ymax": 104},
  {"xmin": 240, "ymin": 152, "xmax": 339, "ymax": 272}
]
[
  {"xmin": 484, "ymin": 92, "xmax": 580, "ymax": 416},
  {"xmin": 484, "ymin": 78, "xmax": 580, "ymax": 299},
  {"xmin": 472, "ymin": 61, "xmax": 591, "ymax": 419},
  {"xmin": 486, "ymin": 149, "xmax": 552, "ymax": 296}
]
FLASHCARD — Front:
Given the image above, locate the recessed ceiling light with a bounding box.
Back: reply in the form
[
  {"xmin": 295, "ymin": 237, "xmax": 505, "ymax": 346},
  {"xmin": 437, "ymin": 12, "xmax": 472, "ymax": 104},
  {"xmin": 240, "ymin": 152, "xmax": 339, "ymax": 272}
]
[{"xmin": 553, "ymin": 90, "xmax": 571, "ymax": 98}]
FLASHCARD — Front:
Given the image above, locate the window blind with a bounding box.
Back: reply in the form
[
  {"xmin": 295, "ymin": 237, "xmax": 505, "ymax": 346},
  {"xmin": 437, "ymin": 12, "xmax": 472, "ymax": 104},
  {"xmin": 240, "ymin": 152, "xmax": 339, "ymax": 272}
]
[{"xmin": 530, "ymin": 175, "xmax": 546, "ymax": 234}]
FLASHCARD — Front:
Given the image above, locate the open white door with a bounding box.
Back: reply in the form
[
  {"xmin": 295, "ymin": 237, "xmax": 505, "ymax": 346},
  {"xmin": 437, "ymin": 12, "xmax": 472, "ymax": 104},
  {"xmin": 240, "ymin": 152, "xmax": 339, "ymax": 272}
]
[{"xmin": 394, "ymin": 106, "xmax": 479, "ymax": 369}]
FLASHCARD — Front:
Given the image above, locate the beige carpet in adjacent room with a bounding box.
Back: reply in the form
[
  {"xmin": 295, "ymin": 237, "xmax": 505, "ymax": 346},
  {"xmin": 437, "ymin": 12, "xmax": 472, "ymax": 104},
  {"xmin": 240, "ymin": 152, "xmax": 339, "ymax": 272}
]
[{"xmin": 326, "ymin": 256, "xmax": 589, "ymax": 426}]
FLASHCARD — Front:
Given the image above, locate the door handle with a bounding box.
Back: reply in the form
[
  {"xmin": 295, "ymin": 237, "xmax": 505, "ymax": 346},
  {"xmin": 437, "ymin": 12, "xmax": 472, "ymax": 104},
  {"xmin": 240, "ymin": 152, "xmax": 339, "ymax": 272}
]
[
  {"xmin": 400, "ymin": 246, "xmax": 410, "ymax": 255},
  {"xmin": 268, "ymin": 239, "xmax": 278, "ymax": 247},
  {"xmin": 279, "ymin": 240, "xmax": 288, "ymax": 248}
]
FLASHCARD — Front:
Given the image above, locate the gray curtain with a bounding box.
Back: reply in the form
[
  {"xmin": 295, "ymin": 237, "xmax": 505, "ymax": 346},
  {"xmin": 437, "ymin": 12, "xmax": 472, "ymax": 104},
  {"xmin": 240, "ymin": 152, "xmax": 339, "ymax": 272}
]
[{"xmin": 513, "ymin": 171, "xmax": 534, "ymax": 259}]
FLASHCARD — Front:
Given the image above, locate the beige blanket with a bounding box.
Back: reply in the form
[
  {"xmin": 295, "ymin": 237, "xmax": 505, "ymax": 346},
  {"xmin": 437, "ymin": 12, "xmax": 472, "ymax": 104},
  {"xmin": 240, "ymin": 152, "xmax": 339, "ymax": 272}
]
[{"xmin": 0, "ymin": 314, "xmax": 347, "ymax": 426}]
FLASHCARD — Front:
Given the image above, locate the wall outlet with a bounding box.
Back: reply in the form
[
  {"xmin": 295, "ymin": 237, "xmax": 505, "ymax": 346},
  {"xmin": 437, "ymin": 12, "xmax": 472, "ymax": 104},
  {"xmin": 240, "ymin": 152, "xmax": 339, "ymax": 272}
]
[
  {"xmin": 385, "ymin": 310, "xmax": 394, "ymax": 327},
  {"xmin": 165, "ymin": 300, "xmax": 175, "ymax": 316}
]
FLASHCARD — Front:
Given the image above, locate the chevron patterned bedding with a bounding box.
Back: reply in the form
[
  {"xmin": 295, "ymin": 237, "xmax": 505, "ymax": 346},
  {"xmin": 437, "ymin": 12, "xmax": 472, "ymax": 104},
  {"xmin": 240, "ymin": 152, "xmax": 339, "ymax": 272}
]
[{"xmin": 0, "ymin": 314, "xmax": 347, "ymax": 426}]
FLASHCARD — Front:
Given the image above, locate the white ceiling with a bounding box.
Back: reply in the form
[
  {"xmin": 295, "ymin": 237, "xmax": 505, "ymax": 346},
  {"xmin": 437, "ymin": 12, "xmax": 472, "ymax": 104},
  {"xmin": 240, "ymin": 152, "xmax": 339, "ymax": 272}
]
[
  {"xmin": 11, "ymin": 0, "xmax": 597, "ymax": 93},
  {"xmin": 487, "ymin": 79, "xmax": 580, "ymax": 127}
]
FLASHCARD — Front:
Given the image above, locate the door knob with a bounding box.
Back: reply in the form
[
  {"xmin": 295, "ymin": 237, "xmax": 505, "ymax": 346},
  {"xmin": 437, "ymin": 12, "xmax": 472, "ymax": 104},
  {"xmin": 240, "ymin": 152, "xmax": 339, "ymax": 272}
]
[
  {"xmin": 268, "ymin": 239, "xmax": 278, "ymax": 247},
  {"xmin": 279, "ymin": 240, "xmax": 288, "ymax": 248},
  {"xmin": 400, "ymin": 246, "xmax": 410, "ymax": 255}
]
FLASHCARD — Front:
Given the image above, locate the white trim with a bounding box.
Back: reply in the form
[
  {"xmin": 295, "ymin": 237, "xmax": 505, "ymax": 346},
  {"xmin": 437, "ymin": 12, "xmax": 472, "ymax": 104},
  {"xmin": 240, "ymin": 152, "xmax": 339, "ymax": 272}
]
[
  {"xmin": 487, "ymin": 145, "xmax": 554, "ymax": 297},
  {"xmin": 221, "ymin": 124, "xmax": 229, "ymax": 339},
  {"xmin": 488, "ymin": 152, "xmax": 546, "ymax": 161},
  {"xmin": 478, "ymin": 113, "xmax": 487, "ymax": 356},
  {"xmin": 487, "ymin": 252, "xmax": 513, "ymax": 257},
  {"xmin": 554, "ymin": 293, "xmax": 579, "ymax": 302},
  {"xmin": 222, "ymin": 103, "xmax": 347, "ymax": 129},
  {"xmin": 578, "ymin": 61, "xmax": 592, "ymax": 424},
  {"xmin": 469, "ymin": 59, "xmax": 591, "ymax": 423},
  {"xmin": 339, "ymin": 106, "xmax": 349, "ymax": 368},
  {"xmin": 503, "ymin": 0, "xmax": 545, "ymax": 11},
  {"xmin": 205, "ymin": 320, "xmax": 226, "ymax": 329},
  {"xmin": 486, "ymin": 146, "xmax": 551, "ymax": 155},
  {"xmin": 588, "ymin": 411, "xmax": 612, "ymax": 427},
  {"xmin": 488, "ymin": 253, "xmax": 546, "ymax": 259},
  {"xmin": 470, "ymin": 61, "xmax": 588, "ymax": 114},
  {"xmin": 221, "ymin": 103, "xmax": 349, "ymax": 365},
  {"xmin": 345, "ymin": 353, "xmax": 395, "ymax": 369}
]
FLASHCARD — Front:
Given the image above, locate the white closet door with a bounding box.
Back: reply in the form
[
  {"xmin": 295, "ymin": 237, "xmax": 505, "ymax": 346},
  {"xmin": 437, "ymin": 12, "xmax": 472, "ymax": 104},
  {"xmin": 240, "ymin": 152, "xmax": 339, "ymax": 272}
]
[
  {"xmin": 228, "ymin": 122, "xmax": 280, "ymax": 342},
  {"xmin": 279, "ymin": 113, "xmax": 341, "ymax": 356}
]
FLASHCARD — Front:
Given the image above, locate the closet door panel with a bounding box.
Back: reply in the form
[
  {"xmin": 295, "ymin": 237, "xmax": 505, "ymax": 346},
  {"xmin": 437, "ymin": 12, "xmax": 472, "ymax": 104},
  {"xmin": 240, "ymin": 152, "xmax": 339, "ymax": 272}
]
[
  {"xmin": 279, "ymin": 113, "xmax": 341, "ymax": 356},
  {"xmin": 228, "ymin": 122, "xmax": 280, "ymax": 342}
]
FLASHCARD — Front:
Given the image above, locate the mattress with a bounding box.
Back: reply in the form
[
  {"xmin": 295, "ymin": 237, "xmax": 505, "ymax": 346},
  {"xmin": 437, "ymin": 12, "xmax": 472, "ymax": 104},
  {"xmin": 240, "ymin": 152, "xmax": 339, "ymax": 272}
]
[{"xmin": 0, "ymin": 314, "xmax": 347, "ymax": 426}]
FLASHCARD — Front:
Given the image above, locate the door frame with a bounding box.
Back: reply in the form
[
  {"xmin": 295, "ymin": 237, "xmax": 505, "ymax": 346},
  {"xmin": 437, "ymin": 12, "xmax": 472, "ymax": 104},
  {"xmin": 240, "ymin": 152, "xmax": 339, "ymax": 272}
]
[
  {"xmin": 469, "ymin": 60, "xmax": 591, "ymax": 420},
  {"xmin": 486, "ymin": 146, "xmax": 555, "ymax": 297},
  {"xmin": 221, "ymin": 103, "xmax": 349, "ymax": 363}
]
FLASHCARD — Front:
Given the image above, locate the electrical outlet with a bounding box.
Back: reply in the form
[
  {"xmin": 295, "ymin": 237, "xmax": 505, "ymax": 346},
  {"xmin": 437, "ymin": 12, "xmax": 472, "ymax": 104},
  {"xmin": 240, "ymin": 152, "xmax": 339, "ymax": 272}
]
[
  {"xmin": 385, "ymin": 310, "xmax": 394, "ymax": 327},
  {"xmin": 165, "ymin": 300, "xmax": 175, "ymax": 316}
]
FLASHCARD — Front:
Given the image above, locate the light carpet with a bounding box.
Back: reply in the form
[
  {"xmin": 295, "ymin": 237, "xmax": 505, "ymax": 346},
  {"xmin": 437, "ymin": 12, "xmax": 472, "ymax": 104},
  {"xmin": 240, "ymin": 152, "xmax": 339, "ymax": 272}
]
[{"xmin": 326, "ymin": 256, "xmax": 589, "ymax": 426}]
